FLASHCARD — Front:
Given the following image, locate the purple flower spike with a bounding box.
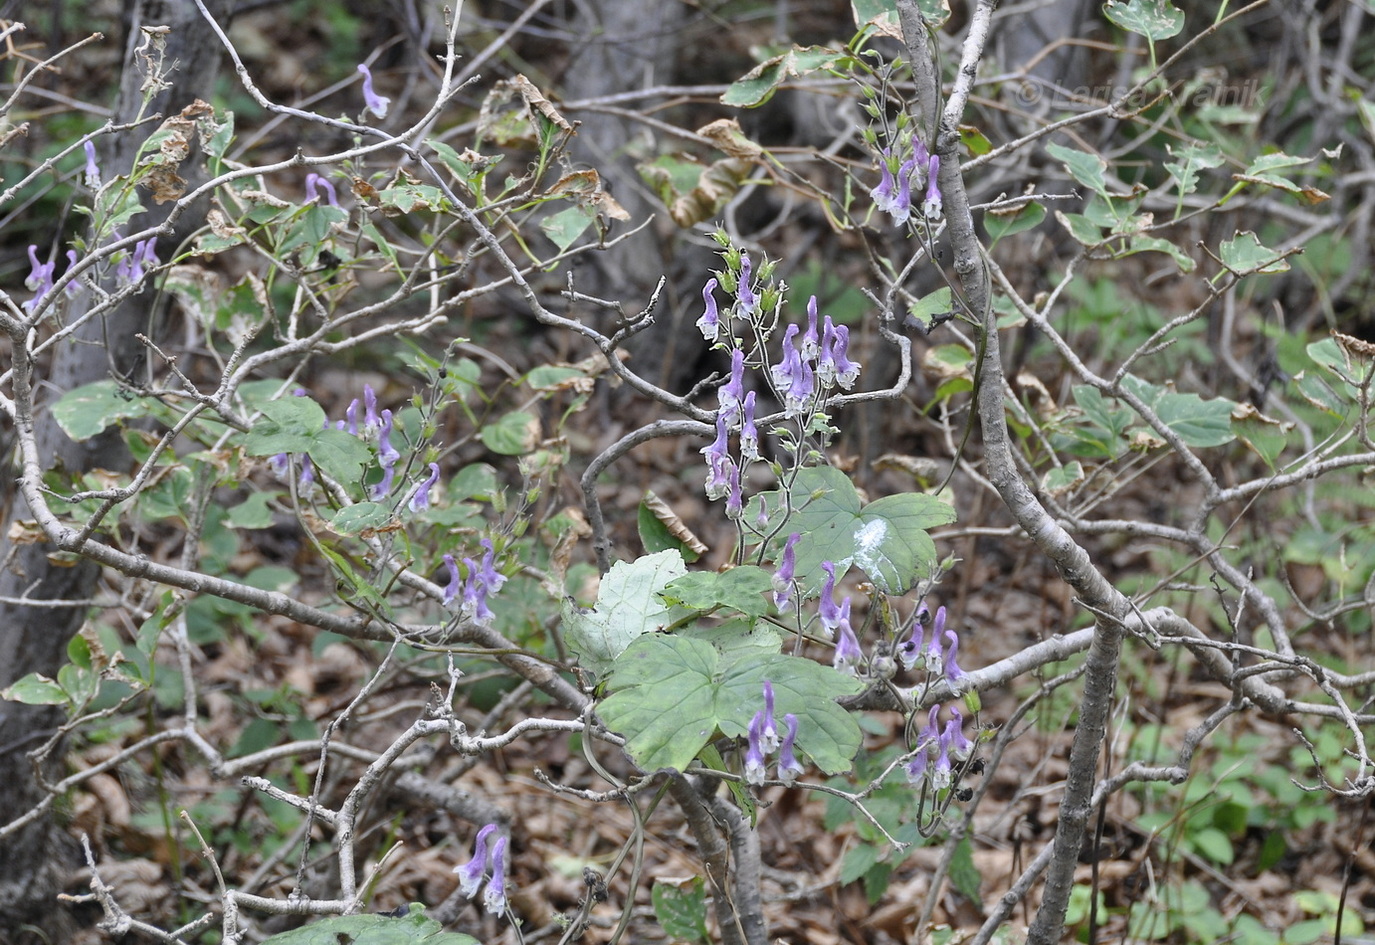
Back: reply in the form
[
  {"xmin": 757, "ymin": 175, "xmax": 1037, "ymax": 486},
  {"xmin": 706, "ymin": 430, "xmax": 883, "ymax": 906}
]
[
  {"xmin": 304, "ymin": 172, "xmax": 339, "ymax": 207},
  {"xmin": 357, "ymin": 63, "xmax": 390, "ymax": 118},
  {"xmin": 761, "ymin": 680, "xmax": 779, "ymax": 751},
  {"xmin": 410, "ymin": 462, "xmax": 441, "ymax": 512},
  {"xmin": 443, "ymin": 554, "xmax": 462, "ymax": 606},
  {"xmin": 833, "ymin": 599, "xmax": 862, "ymax": 675},
  {"xmin": 745, "ymin": 710, "xmax": 768, "ymax": 785},
  {"xmin": 454, "ymin": 823, "xmax": 497, "ymax": 898},
  {"xmin": 697, "ymin": 277, "xmax": 721, "ymax": 342},
  {"xmin": 378, "ymin": 409, "xmax": 400, "ymax": 465},
  {"xmin": 772, "ymin": 532, "xmax": 801, "ymax": 610},
  {"xmin": 83, "ymin": 140, "xmax": 101, "ymax": 188},
  {"xmin": 801, "ymin": 296, "xmax": 821, "ymax": 360},
  {"xmin": 720, "ymin": 347, "xmax": 746, "ymax": 423},
  {"xmin": 483, "ymin": 836, "xmax": 508, "ymax": 915},
  {"xmin": 818, "ymin": 561, "xmax": 841, "ymax": 638},
  {"xmin": 922, "ymin": 153, "xmax": 942, "ymax": 220},
  {"xmin": 737, "ymin": 252, "xmax": 758, "ymax": 314},
  {"xmin": 777, "ymin": 713, "xmax": 804, "ymax": 785}
]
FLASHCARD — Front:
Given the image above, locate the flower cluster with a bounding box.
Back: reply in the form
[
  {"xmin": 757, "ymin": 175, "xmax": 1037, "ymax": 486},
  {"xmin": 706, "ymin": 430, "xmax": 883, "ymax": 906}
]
[
  {"xmin": 743, "ymin": 681, "xmax": 804, "ymax": 786},
  {"xmin": 696, "ymin": 253, "xmax": 862, "ymax": 513},
  {"xmin": 870, "ymin": 138, "xmax": 942, "ymax": 225},
  {"xmin": 905, "ymin": 704, "xmax": 973, "ymax": 790},
  {"xmin": 443, "ymin": 538, "xmax": 507, "ymax": 625},
  {"xmin": 453, "ymin": 823, "xmax": 510, "ymax": 915},
  {"xmin": 116, "ymin": 237, "xmax": 159, "ymax": 285},
  {"xmin": 895, "ymin": 604, "xmax": 967, "ymax": 692}
]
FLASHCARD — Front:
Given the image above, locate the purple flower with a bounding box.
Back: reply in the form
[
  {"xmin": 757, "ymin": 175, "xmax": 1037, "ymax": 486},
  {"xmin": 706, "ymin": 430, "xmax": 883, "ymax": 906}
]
[
  {"xmin": 931, "ymin": 729, "xmax": 954, "ymax": 789},
  {"xmin": 922, "ymin": 154, "xmax": 942, "ymax": 220},
  {"xmin": 357, "ymin": 63, "xmax": 390, "ymax": 118},
  {"xmin": 819, "ymin": 316, "xmax": 860, "ymax": 390},
  {"xmin": 737, "ymin": 252, "xmax": 758, "ymax": 314},
  {"xmin": 818, "ymin": 561, "xmax": 842, "ymax": 638},
  {"xmin": 443, "ymin": 554, "xmax": 462, "ymax": 606},
  {"xmin": 363, "ymin": 384, "xmax": 380, "ymax": 433},
  {"xmin": 800, "ymin": 296, "xmax": 821, "ymax": 360},
  {"xmin": 344, "ymin": 398, "xmax": 361, "ymax": 436},
  {"xmin": 896, "ymin": 619, "xmax": 925, "ymax": 672},
  {"xmin": 725, "ymin": 459, "xmax": 743, "ymax": 520},
  {"xmin": 116, "ymin": 237, "xmax": 158, "ymax": 285},
  {"xmin": 720, "ymin": 347, "xmax": 746, "ymax": 423},
  {"xmin": 942, "ymin": 627, "xmax": 967, "ymax": 691},
  {"xmin": 739, "ymin": 390, "xmax": 759, "ymax": 463},
  {"xmin": 833, "ymin": 599, "xmax": 862, "ymax": 674},
  {"xmin": 64, "ymin": 250, "xmax": 82, "ymax": 297},
  {"xmin": 409, "ymin": 462, "xmax": 440, "ymax": 512},
  {"xmin": 925, "ymin": 606, "xmax": 948, "ymax": 677},
  {"xmin": 298, "ymin": 454, "xmax": 314, "ymax": 489},
  {"xmin": 269, "ymin": 453, "xmax": 290, "ymax": 477},
  {"xmin": 696, "ymin": 277, "xmax": 721, "ymax": 342},
  {"xmin": 870, "ymin": 149, "xmax": 898, "ymax": 217},
  {"xmin": 23, "ymin": 245, "xmax": 55, "ymax": 312},
  {"xmin": 304, "ymin": 172, "xmax": 339, "ymax": 207},
  {"xmin": 377, "ymin": 409, "xmax": 400, "ymax": 465},
  {"xmin": 701, "ymin": 414, "xmax": 733, "ymax": 500},
  {"xmin": 83, "ymin": 140, "xmax": 101, "ymax": 188},
  {"xmin": 463, "ymin": 556, "xmax": 495, "ymax": 623},
  {"xmin": 745, "ymin": 710, "xmax": 767, "ymax": 785},
  {"xmin": 770, "ymin": 324, "xmax": 814, "ymax": 417},
  {"xmin": 944, "ymin": 706, "xmax": 974, "ymax": 761},
  {"xmin": 772, "ymin": 532, "xmax": 801, "ymax": 610},
  {"xmin": 754, "ymin": 494, "xmax": 770, "ymax": 531},
  {"xmin": 777, "ymin": 713, "xmax": 804, "ymax": 784},
  {"xmin": 454, "ymin": 823, "xmax": 497, "ymax": 898},
  {"xmin": 483, "ymin": 836, "xmax": 508, "ymax": 914},
  {"xmin": 760, "ymin": 680, "xmax": 779, "ymax": 751},
  {"xmin": 905, "ymin": 749, "xmax": 929, "ymax": 784},
  {"xmin": 370, "ymin": 458, "xmax": 396, "ymax": 500},
  {"xmin": 478, "ymin": 538, "xmax": 507, "ymax": 593}
]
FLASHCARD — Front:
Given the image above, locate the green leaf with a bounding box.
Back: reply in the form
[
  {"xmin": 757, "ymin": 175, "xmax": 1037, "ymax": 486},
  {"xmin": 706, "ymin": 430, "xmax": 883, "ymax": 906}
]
[
  {"xmin": 984, "ymin": 200, "xmax": 1046, "ymax": 241},
  {"xmin": 599, "ymin": 638, "xmax": 862, "ymax": 773},
  {"xmin": 52, "ymin": 380, "xmax": 148, "ymax": 440},
  {"xmin": 226, "ymin": 491, "xmax": 278, "ymax": 529},
  {"xmin": 258, "ymin": 905, "xmax": 478, "ymax": 945},
  {"xmin": 562, "ymin": 550, "xmax": 691, "ymax": 677},
  {"xmin": 1121, "ymin": 375, "xmax": 1236, "ymax": 447},
  {"xmin": 948, "ymin": 835, "xmax": 982, "ymax": 902},
  {"xmin": 331, "ymin": 502, "xmax": 393, "ymax": 536},
  {"xmin": 1126, "ymin": 234, "xmax": 1196, "ymax": 272},
  {"xmin": 1, "ymin": 673, "xmax": 70, "ymax": 706},
  {"xmin": 651, "ymin": 877, "xmax": 710, "ymax": 943},
  {"xmin": 307, "ymin": 428, "xmax": 374, "ymax": 483},
  {"xmin": 477, "ymin": 410, "xmax": 540, "ymax": 455},
  {"xmin": 1219, "ymin": 231, "xmax": 1290, "ymax": 274},
  {"xmin": 1190, "ymin": 826, "xmax": 1234, "ymax": 865},
  {"xmin": 660, "ymin": 567, "xmax": 773, "ymax": 618},
  {"xmin": 721, "ymin": 46, "xmax": 853, "ymax": 108},
  {"xmin": 1042, "ymin": 460, "xmax": 1085, "ymax": 495},
  {"xmin": 851, "ymin": 0, "xmax": 949, "ymax": 30},
  {"xmin": 1164, "ymin": 141, "xmax": 1224, "ymax": 197},
  {"xmin": 242, "ymin": 396, "xmax": 327, "ymax": 456},
  {"xmin": 774, "ymin": 466, "xmax": 955, "ymax": 595},
  {"xmin": 840, "ymin": 842, "xmax": 879, "ymax": 885},
  {"xmin": 1046, "ymin": 142, "xmax": 1110, "ymax": 198},
  {"xmin": 637, "ymin": 496, "xmax": 702, "ymax": 562},
  {"xmin": 1230, "ymin": 403, "xmax": 1289, "ymax": 469},
  {"xmin": 541, "ymin": 204, "xmax": 596, "ymax": 251},
  {"xmin": 1104, "ymin": 0, "xmax": 1184, "ymax": 42}
]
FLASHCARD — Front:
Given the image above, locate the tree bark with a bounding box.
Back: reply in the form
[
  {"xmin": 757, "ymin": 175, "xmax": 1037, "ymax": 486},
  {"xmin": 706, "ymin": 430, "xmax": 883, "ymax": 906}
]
[{"xmin": 0, "ymin": 1, "xmax": 231, "ymax": 934}]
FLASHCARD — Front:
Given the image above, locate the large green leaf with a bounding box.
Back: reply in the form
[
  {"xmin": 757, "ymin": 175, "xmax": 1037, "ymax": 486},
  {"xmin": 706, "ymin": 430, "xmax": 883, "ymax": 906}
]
[
  {"xmin": 1103, "ymin": 0, "xmax": 1184, "ymax": 42},
  {"xmin": 768, "ymin": 466, "xmax": 955, "ymax": 595},
  {"xmin": 258, "ymin": 906, "xmax": 477, "ymax": 944},
  {"xmin": 721, "ymin": 46, "xmax": 853, "ymax": 108},
  {"xmin": 52, "ymin": 380, "xmax": 150, "ymax": 440},
  {"xmin": 598, "ymin": 636, "xmax": 863, "ymax": 773},
  {"xmin": 562, "ymin": 550, "xmax": 691, "ymax": 677},
  {"xmin": 1121, "ymin": 375, "xmax": 1236, "ymax": 448},
  {"xmin": 660, "ymin": 567, "xmax": 773, "ymax": 618}
]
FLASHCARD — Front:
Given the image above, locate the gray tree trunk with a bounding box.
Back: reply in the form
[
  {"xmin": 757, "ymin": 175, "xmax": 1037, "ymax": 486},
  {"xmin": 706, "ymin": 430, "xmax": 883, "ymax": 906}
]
[{"xmin": 0, "ymin": 1, "xmax": 230, "ymax": 934}]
